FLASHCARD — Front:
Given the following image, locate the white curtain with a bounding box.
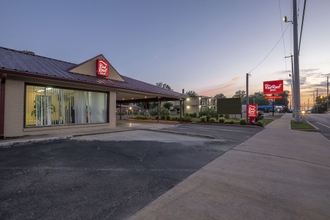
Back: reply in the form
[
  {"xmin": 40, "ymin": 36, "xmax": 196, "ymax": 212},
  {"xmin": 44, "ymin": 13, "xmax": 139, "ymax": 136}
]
[
  {"xmin": 89, "ymin": 92, "xmax": 107, "ymax": 123},
  {"xmin": 74, "ymin": 91, "xmax": 87, "ymax": 124}
]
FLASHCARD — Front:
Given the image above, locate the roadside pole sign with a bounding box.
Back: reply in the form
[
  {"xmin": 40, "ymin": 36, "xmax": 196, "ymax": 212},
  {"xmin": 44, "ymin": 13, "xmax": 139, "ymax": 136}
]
[
  {"xmin": 247, "ymin": 104, "xmax": 258, "ymax": 124},
  {"xmin": 263, "ymin": 80, "xmax": 283, "ymax": 94}
]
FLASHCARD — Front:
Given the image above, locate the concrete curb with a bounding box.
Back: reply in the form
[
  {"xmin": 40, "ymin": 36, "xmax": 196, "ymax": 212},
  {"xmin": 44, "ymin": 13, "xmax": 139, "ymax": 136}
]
[
  {"xmin": 304, "ymin": 120, "xmax": 320, "ymax": 131},
  {"xmin": 0, "ymin": 136, "xmax": 72, "ymax": 148},
  {"xmin": 72, "ymin": 128, "xmax": 135, "ymax": 137},
  {"xmin": 137, "ymin": 128, "xmax": 217, "ymax": 140}
]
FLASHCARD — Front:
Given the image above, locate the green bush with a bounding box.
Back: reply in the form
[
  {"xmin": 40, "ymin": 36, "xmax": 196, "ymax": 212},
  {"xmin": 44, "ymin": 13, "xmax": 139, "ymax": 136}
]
[
  {"xmin": 255, "ymin": 112, "xmax": 264, "ymax": 122},
  {"xmin": 199, "ymin": 108, "xmax": 217, "ymax": 120},
  {"xmin": 229, "ymin": 120, "xmax": 235, "ymax": 124},
  {"xmin": 224, "ymin": 114, "xmax": 230, "ymax": 119},
  {"xmin": 182, "ymin": 116, "xmax": 192, "ymax": 122},
  {"xmin": 135, "ymin": 115, "xmax": 148, "ymax": 120},
  {"xmin": 150, "ymin": 106, "xmax": 170, "ymax": 119},
  {"xmin": 209, "ymin": 117, "xmax": 217, "ymax": 122},
  {"xmin": 256, "ymin": 121, "xmax": 263, "ymax": 127},
  {"xmin": 189, "ymin": 112, "xmax": 197, "ymax": 118},
  {"xmin": 200, "ymin": 116, "xmax": 207, "ymax": 122},
  {"xmin": 218, "ymin": 117, "xmax": 225, "ymax": 123},
  {"xmin": 219, "ymin": 114, "xmax": 224, "ymax": 117},
  {"xmin": 240, "ymin": 118, "xmax": 246, "ymax": 125}
]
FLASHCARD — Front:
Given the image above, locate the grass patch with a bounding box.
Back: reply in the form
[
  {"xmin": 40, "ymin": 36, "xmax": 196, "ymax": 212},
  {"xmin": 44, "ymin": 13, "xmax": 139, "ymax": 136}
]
[
  {"xmin": 291, "ymin": 120, "xmax": 315, "ymax": 130},
  {"xmin": 259, "ymin": 119, "xmax": 274, "ymax": 126}
]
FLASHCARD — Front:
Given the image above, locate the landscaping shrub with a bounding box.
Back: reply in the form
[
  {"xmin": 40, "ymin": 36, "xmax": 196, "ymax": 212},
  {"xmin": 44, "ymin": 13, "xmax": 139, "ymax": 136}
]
[
  {"xmin": 218, "ymin": 117, "xmax": 225, "ymax": 123},
  {"xmin": 182, "ymin": 116, "xmax": 192, "ymax": 122},
  {"xmin": 224, "ymin": 114, "xmax": 230, "ymax": 119},
  {"xmin": 255, "ymin": 112, "xmax": 264, "ymax": 122},
  {"xmin": 229, "ymin": 120, "xmax": 235, "ymax": 124},
  {"xmin": 256, "ymin": 121, "xmax": 263, "ymax": 127},
  {"xmin": 200, "ymin": 116, "xmax": 207, "ymax": 122},
  {"xmin": 135, "ymin": 115, "xmax": 148, "ymax": 120},
  {"xmin": 149, "ymin": 106, "xmax": 170, "ymax": 119},
  {"xmin": 240, "ymin": 118, "xmax": 246, "ymax": 125},
  {"xmin": 189, "ymin": 112, "xmax": 197, "ymax": 118},
  {"xmin": 209, "ymin": 117, "xmax": 217, "ymax": 122},
  {"xmin": 199, "ymin": 108, "xmax": 217, "ymax": 120}
]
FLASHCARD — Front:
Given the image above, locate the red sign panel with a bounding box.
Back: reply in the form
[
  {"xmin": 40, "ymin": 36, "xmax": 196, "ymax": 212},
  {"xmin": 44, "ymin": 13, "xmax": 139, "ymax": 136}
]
[
  {"xmin": 247, "ymin": 104, "xmax": 258, "ymax": 118},
  {"xmin": 263, "ymin": 80, "xmax": 283, "ymax": 94},
  {"xmin": 96, "ymin": 59, "xmax": 109, "ymax": 77}
]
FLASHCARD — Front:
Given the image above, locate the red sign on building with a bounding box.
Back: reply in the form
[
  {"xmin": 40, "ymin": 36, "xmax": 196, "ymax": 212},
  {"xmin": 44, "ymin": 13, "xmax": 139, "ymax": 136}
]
[
  {"xmin": 263, "ymin": 80, "xmax": 283, "ymax": 94},
  {"xmin": 247, "ymin": 104, "xmax": 258, "ymax": 118},
  {"xmin": 96, "ymin": 59, "xmax": 109, "ymax": 77}
]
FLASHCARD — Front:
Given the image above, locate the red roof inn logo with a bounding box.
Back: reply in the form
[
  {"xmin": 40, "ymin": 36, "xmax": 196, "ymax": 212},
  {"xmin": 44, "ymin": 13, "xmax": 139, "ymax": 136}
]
[
  {"xmin": 248, "ymin": 104, "xmax": 258, "ymax": 118},
  {"xmin": 96, "ymin": 59, "xmax": 109, "ymax": 77},
  {"xmin": 263, "ymin": 80, "xmax": 283, "ymax": 94}
]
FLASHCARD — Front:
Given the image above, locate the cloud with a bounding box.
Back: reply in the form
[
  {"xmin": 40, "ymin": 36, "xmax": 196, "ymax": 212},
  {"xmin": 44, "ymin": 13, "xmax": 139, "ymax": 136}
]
[{"xmin": 197, "ymin": 76, "xmax": 243, "ymax": 97}]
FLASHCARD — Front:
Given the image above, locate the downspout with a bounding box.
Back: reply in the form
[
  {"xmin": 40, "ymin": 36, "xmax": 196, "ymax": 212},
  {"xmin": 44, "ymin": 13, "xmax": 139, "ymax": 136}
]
[{"xmin": 0, "ymin": 73, "xmax": 7, "ymax": 139}]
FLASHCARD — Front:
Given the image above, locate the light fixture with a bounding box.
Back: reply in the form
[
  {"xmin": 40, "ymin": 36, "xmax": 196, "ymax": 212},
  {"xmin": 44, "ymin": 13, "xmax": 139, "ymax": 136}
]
[{"xmin": 283, "ymin": 16, "xmax": 292, "ymax": 23}]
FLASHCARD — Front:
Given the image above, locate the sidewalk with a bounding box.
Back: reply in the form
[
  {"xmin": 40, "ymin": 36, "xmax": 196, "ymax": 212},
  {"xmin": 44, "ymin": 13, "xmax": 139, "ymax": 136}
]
[{"xmin": 129, "ymin": 113, "xmax": 330, "ymax": 220}]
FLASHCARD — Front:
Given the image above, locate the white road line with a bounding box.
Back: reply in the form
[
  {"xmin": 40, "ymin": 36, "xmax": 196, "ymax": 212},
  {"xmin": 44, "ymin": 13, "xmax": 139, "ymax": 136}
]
[{"xmin": 317, "ymin": 122, "xmax": 330, "ymax": 129}]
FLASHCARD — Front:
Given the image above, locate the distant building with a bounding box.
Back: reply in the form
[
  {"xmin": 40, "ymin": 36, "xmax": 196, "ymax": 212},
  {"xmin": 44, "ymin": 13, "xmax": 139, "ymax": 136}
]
[{"xmin": 173, "ymin": 96, "xmax": 216, "ymax": 115}]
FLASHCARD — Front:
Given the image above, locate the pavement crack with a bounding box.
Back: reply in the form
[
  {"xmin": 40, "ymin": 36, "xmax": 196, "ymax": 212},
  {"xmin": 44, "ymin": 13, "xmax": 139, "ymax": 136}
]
[
  {"xmin": 232, "ymin": 149, "xmax": 330, "ymax": 168},
  {"xmin": 0, "ymin": 165, "xmax": 54, "ymax": 206},
  {"xmin": 139, "ymin": 146, "xmax": 152, "ymax": 168},
  {"xmin": 89, "ymin": 177, "xmax": 156, "ymax": 220}
]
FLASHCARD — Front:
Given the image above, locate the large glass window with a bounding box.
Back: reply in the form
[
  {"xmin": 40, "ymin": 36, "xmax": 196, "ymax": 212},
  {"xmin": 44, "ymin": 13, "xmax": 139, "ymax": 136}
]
[{"xmin": 25, "ymin": 85, "xmax": 108, "ymax": 127}]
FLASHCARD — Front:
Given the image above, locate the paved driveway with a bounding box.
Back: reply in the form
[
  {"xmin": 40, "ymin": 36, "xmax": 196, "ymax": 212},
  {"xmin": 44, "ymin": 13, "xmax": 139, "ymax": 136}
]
[{"xmin": 0, "ymin": 124, "xmax": 262, "ymax": 220}]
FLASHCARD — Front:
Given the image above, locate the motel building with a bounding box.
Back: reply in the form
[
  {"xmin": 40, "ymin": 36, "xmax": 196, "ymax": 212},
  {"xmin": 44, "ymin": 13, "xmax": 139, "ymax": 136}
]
[{"xmin": 0, "ymin": 47, "xmax": 187, "ymax": 139}]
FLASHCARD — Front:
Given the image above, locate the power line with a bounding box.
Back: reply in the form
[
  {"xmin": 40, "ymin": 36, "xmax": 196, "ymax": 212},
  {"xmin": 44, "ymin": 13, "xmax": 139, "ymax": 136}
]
[
  {"xmin": 248, "ymin": 24, "xmax": 290, "ymax": 74},
  {"xmin": 299, "ymin": 0, "xmax": 307, "ymax": 54},
  {"xmin": 278, "ymin": 0, "xmax": 288, "ymax": 71}
]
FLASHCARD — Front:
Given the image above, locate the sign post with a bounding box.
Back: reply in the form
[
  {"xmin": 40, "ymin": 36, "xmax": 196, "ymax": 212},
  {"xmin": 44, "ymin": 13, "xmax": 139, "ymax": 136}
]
[{"xmin": 247, "ymin": 104, "xmax": 258, "ymax": 124}]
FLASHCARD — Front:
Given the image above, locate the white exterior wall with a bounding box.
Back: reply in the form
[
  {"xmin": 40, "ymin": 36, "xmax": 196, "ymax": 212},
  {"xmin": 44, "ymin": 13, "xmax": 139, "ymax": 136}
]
[{"xmin": 4, "ymin": 79, "xmax": 25, "ymax": 137}]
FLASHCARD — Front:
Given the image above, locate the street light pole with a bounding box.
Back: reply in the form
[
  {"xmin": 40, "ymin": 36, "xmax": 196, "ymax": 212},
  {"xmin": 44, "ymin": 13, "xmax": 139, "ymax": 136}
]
[
  {"xmin": 246, "ymin": 73, "xmax": 250, "ymax": 122},
  {"xmin": 327, "ymin": 76, "xmax": 329, "ymax": 112}
]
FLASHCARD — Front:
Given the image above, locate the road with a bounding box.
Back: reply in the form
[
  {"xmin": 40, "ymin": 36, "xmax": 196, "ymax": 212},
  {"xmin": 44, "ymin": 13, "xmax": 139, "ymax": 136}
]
[
  {"xmin": 0, "ymin": 124, "xmax": 262, "ymax": 220},
  {"xmin": 305, "ymin": 113, "xmax": 330, "ymax": 140}
]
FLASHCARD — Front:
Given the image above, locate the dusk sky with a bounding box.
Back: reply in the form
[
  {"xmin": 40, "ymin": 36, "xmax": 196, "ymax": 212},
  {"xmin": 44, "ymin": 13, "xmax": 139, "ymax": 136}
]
[{"xmin": 1, "ymin": 0, "xmax": 329, "ymax": 106}]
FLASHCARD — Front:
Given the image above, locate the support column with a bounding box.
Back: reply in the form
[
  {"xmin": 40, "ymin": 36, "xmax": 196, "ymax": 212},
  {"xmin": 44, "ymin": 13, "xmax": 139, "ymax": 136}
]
[
  {"xmin": 120, "ymin": 103, "xmax": 122, "ymax": 120},
  {"xmin": 0, "ymin": 73, "xmax": 7, "ymax": 139},
  {"xmin": 157, "ymin": 97, "xmax": 160, "ymax": 123},
  {"xmin": 180, "ymin": 100, "xmax": 183, "ymax": 122}
]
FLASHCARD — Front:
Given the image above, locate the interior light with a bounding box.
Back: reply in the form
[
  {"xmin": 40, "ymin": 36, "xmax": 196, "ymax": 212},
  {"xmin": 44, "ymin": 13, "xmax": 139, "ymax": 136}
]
[{"xmin": 187, "ymin": 98, "xmax": 190, "ymax": 101}]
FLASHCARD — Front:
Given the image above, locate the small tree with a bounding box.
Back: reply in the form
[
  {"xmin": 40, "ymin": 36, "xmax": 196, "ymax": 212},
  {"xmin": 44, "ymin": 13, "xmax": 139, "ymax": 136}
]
[
  {"xmin": 214, "ymin": 93, "xmax": 226, "ymax": 99},
  {"xmin": 163, "ymin": 101, "xmax": 173, "ymax": 110},
  {"xmin": 185, "ymin": 91, "xmax": 198, "ymax": 97}
]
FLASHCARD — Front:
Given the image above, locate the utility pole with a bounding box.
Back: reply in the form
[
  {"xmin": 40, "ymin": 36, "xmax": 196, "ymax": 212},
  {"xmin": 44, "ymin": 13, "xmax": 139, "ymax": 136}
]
[
  {"xmin": 293, "ymin": 0, "xmax": 301, "ymax": 122},
  {"xmin": 316, "ymin": 88, "xmax": 318, "ymax": 114},
  {"xmin": 327, "ymin": 76, "xmax": 329, "ymax": 112},
  {"xmin": 246, "ymin": 73, "xmax": 250, "ymax": 122}
]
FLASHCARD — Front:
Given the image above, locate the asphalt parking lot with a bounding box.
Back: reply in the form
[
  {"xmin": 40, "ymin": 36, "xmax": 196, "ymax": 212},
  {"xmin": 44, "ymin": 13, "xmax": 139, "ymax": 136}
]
[{"xmin": 0, "ymin": 124, "xmax": 262, "ymax": 220}]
